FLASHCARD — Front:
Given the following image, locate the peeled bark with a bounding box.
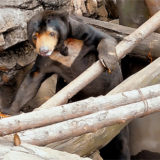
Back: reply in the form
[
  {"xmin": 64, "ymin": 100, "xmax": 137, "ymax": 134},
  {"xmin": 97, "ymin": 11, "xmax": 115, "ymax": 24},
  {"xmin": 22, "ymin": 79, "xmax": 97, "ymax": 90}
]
[{"xmin": 1, "ymin": 84, "xmax": 160, "ymax": 136}]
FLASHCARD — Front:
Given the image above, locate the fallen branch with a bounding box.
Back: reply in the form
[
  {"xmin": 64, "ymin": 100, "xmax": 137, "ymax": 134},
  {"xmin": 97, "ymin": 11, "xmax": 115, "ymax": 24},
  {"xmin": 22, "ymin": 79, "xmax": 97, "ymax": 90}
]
[
  {"xmin": 80, "ymin": 16, "xmax": 160, "ymax": 58},
  {"xmin": 1, "ymin": 84, "xmax": 160, "ymax": 136},
  {"xmin": 38, "ymin": 10, "xmax": 160, "ymax": 110},
  {"xmin": 11, "ymin": 95, "xmax": 160, "ymax": 146},
  {"xmin": 116, "ymin": 10, "xmax": 160, "ymax": 59}
]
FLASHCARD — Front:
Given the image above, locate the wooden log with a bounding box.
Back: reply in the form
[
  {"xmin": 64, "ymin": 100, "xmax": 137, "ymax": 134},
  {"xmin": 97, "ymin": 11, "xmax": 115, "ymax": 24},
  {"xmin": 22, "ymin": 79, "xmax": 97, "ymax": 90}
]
[
  {"xmin": 145, "ymin": 0, "xmax": 160, "ymax": 33},
  {"xmin": 2, "ymin": 61, "xmax": 160, "ymax": 156},
  {"xmin": 3, "ymin": 54, "xmax": 160, "ymax": 156},
  {"xmin": 0, "ymin": 141, "xmax": 91, "ymax": 160},
  {"xmin": 116, "ymin": 10, "xmax": 160, "ymax": 59},
  {"xmin": 1, "ymin": 84, "xmax": 160, "ymax": 136},
  {"xmin": 90, "ymin": 150, "xmax": 103, "ymax": 160},
  {"xmin": 5, "ymin": 89, "xmax": 160, "ymax": 146},
  {"xmin": 80, "ymin": 16, "xmax": 160, "ymax": 58}
]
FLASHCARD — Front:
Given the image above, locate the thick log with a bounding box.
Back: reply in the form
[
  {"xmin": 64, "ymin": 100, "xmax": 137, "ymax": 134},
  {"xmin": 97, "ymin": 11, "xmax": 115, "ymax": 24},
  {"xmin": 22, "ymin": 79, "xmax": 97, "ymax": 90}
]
[
  {"xmin": 0, "ymin": 141, "xmax": 91, "ymax": 160},
  {"xmin": 1, "ymin": 84, "xmax": 160, "ymax": 136},
  {"xmin": 90, "ymin": 151, "xmax": 103, "ymax": 160},
  {"xmin": 80, "ymin": 16, "xmax": 160, "ymax": 58},
  {"xmin": 4, "ymin": 89, "xmax": 160, "ymax": 146}
]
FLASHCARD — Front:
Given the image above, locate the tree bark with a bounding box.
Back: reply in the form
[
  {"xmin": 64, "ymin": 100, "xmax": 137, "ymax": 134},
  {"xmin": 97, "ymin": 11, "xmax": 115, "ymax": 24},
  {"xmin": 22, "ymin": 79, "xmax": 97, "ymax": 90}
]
[{"xmin": 1, "ymin": 84, "xmax": 160, "ymax": 136}]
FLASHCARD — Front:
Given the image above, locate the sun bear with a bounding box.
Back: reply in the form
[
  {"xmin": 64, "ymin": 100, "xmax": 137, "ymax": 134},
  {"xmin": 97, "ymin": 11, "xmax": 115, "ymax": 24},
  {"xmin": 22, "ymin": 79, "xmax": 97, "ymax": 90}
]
[
  {"xmin": 2, "ymin": 10, "xmax": 122, "ymax": 114},
  {"xmin": 1, "ymin": 10, "xmax": 129, "ymax": 160}
]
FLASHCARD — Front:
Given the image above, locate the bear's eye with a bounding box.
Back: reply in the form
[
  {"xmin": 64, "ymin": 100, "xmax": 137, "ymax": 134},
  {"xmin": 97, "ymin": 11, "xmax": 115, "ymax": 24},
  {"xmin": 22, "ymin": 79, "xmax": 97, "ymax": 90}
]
[
  {"xmin": 32, "ymin": 34, "xmax": 37, "ymax": 41},
  {"xmin": 50, "ymin": 32, "xmax": 55, "ymax": 37}
]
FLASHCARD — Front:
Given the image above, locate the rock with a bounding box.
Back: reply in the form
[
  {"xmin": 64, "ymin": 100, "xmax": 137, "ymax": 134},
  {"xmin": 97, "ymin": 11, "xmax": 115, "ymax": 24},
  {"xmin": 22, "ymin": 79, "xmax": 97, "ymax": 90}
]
[
  {"xmin": 0, "ymin": 7, "xmax": 43, "ymax": 49},
  {"xmin": 41, "ymin": 0, "xmax": 72, "ymax": 10},
  {"xmin": 87, "ymin": 0, "xmax": 97, "ymax": 15},
  {"xmin": 72, "ymin": 0, "xmax": 87, "ymax": 15},
  {"xmin": 0, "ymin": 0, "xmax": 40, "ymax": 9},
  {"xmin": 0, "ymin": 41, "xmax": 36, "ymax": 86},
  {"xmin": 97, "ymin": 5, "xmax": 108, "ymax": 20}
]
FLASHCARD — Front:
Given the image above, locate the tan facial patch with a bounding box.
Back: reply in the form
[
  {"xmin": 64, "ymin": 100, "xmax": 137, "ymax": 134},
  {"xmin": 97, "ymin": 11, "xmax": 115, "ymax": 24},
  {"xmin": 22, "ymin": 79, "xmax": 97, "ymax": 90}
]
[
  {"xmin": 49, "ymin": 38, "xmax": 83, "ymax": 67},
  {"xmin": 32, "ymin": 71, "xmax": 40, "ymax": 78},
  {"xmin": 34, "ymin": 31, "xmax": 58, "ymax": 55}
]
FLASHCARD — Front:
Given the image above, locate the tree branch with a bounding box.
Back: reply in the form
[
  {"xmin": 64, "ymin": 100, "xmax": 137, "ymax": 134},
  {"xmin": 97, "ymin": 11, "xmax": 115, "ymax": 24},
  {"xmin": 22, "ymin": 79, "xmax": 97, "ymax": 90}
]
[
  {"xmin": 7, "ymin": 94, "xmax": 160, "ymax": 146},
  {"xmin": 1, "ymin": 84, "xmax": 160, "ymax": 136}
]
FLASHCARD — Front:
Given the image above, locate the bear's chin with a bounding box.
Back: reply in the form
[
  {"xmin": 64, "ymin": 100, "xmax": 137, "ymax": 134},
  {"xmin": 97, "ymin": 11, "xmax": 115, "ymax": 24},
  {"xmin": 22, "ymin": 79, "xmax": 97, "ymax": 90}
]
[{"xmin": 39, "ymin": 51, "xmax": 53, "ymax": 56}]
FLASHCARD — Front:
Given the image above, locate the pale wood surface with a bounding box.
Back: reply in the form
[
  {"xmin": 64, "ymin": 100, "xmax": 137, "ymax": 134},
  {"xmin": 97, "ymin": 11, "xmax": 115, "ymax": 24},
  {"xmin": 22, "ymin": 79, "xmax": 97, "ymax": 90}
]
[
  {"xmin": 1, "ymin": 84, "xmax": 160, "ymax": 136},
  {"xmin": 80, "ymin": 16, "xmax": 160, "ymax": 58}
]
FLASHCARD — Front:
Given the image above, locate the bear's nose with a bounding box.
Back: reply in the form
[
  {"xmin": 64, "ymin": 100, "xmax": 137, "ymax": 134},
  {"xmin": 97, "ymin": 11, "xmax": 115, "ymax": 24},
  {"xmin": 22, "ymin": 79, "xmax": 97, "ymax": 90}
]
[{"xmin": 39, "ymin": 46, "xmax": 49, "ymax": 55}]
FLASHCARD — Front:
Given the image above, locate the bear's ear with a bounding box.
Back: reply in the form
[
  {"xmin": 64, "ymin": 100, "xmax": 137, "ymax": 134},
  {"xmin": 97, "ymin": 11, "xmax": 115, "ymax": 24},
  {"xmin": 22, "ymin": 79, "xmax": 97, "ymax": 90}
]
[
  {"xmin": 27, "ymin": 13, "xmax": 42, "ymax": 47},
  {"xmin": 59, "ymin": 11, "xmax": 69, "ymax": 22},
  {"xmin": 60, "ymin": 11, "xmax": 69, "ymax": 17}
]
